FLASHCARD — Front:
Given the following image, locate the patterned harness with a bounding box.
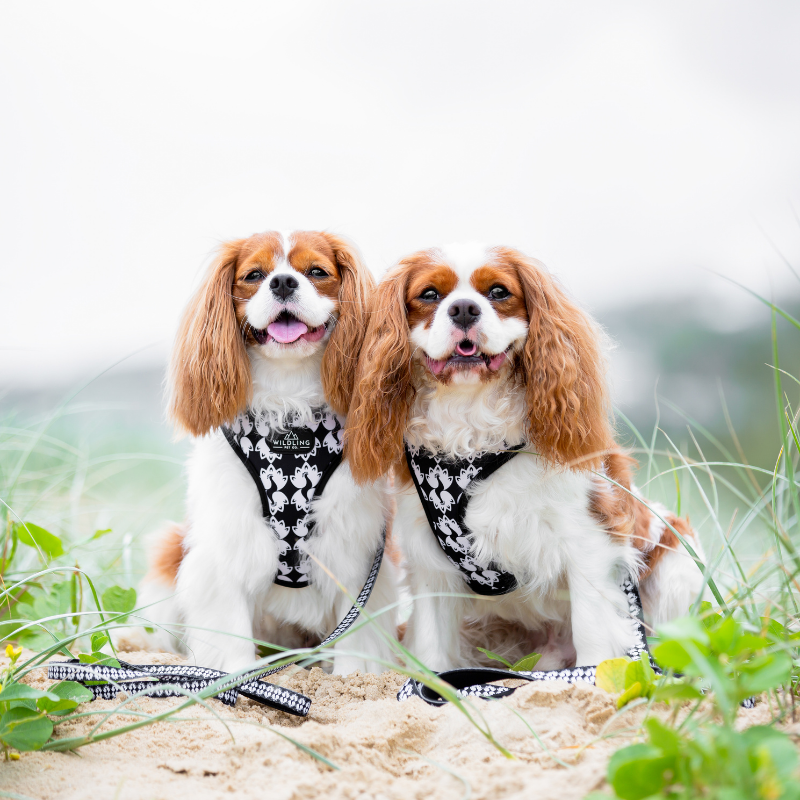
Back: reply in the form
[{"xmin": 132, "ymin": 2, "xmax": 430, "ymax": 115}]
[
  {"xmin": 222, "ymin": 408, "xmax": 345, "ymax": 587},
  {"xmin": 405, "ymin": 441, "xmax": 524, "ymax": 596}
]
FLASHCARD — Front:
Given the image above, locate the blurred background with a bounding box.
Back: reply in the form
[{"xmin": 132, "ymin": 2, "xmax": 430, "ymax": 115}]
[{"xmin": 1, "ymin": 1, "xmax": 799, "ymax": 588}]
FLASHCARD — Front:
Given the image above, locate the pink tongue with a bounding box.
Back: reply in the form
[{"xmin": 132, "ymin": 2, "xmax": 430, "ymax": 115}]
[
  {"xmin": 488, "ymin": 351, "xmax": 507, "ymax": 371},
  {"xmin": 456, "ymin": 341, "xmax": 477, "ymax": 356},
  {"xmin": 426, "ymin": 356, "xmax": 447, "ymax": 375},
  {"xmin": 267, "ymin": 318, "xmax": 309, "ymax": 343}
]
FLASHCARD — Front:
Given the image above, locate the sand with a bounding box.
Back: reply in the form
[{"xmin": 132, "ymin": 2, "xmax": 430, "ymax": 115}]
[{"xmin": 1, "ymin": 651, "xmax": 777, "ymax": 800}]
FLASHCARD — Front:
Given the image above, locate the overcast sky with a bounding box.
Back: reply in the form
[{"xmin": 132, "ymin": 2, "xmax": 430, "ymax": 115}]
[{"xmin": 2, "ymin": 1, "xmax": 799, "ymax": 387}]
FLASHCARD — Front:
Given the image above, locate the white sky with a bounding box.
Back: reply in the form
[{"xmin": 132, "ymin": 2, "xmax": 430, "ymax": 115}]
[{"xmin": 1, "ymin": 1, "xmax": 799, "ymax": 387}]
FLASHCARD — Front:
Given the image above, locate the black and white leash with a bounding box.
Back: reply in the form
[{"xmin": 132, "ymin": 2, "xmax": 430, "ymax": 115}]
[
  {"xmin": 396, "ymin": 578, "xmax": 757, "ymax": 710},
  {"xmin": 47, "ymin": 528, "xmax": 386, "ymax": 717},
  {"xmin": 398, "ymin": 577, "xmax": 653, "ymax": 705}
]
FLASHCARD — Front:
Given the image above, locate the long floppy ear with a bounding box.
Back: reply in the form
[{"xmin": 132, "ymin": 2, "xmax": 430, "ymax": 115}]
[
  {"xmin": 319, "ymin": 233, "xmax": 376, "ymax": 415},
  {"xmin": 168, "ymin": 240, "xmax": 251, "ymax": 436},
  {"xmin": 503, "ymin": 248, "xmax": 614, "ymax": 470},
  {"xmin": 345, "ymin": 264, "xmax": 414, "ymax": 483}
]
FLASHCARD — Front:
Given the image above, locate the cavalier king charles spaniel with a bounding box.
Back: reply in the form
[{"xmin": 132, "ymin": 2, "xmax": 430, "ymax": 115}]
[
  {"xmin": 346, "ymin": 243, "xmax": 704, "ymax": 672},
  {"xmin": 127, "ymin": 230, "xmax": 398, "ymax": 675}
]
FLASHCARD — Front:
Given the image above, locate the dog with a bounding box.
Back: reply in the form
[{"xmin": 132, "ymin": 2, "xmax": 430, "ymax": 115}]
[
  {"xmin": 126, "ymin": 230, "xmax": 398, "ymax": 675},
  {"xmin": 345, "ymin": 242, "xmax": 704, "ymax": 672}
]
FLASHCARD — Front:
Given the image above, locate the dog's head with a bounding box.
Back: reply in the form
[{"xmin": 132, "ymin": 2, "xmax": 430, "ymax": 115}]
[
  {"xmin": 347, "ymin": 243, "xmax": 614, "ymax": 480},
  {"xmin": 169, "ymin": 230, "xmax": 373, "ymax": 436}
]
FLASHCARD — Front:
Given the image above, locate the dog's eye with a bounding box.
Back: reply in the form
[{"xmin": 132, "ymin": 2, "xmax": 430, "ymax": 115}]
[
  {"xmin": 308, "ymin": 267, "xmax": 329, "ymax": 279},
  {"xmin": 489, "ymin": 285, "xmax": 510, "ymax": 300},
  {"xmin": 243, "ymin": 270, "xmax": 264, "ymax": 283},
  {"xmin": 419, "ymin": 288, "xmax": 439, "ymax": 301}
]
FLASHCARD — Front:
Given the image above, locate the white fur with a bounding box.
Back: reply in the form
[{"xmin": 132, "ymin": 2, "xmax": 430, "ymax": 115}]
[
  {"xmin": 406, "ymin": 367, "xmax": 528, "ymax": 456},
  {"xmin": 639, "ymin": 507, "xmax": 706, "ymax": 626},
  {"xmin": 440, "ymin": 242, "xmax": 494, "ymax": 280},
  {"xmin": 397, "ymin": 243, "xmax": 700, "ymax": 671},
  {"xmin": 131, "ymin": 231, "xmax": 397, "ymax": 674}
]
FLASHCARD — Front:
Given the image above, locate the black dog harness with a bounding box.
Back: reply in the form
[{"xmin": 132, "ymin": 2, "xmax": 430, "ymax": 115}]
[
  {"xmin": 223, "ymin": 408, "xmax": 345, "ymax": 587},
  {"xmin": 405, "ymin": 441, "xmax": 524, "ymax": 596}
]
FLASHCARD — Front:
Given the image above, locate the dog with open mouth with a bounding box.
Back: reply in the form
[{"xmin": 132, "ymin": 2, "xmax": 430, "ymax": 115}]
[
  {"xmin": 125, "ymin": 230, "xmax": 398, "ymax": 675},
  {"xmin": 345, "ymin": 243, "xmax": 704, "ymax": 673}
]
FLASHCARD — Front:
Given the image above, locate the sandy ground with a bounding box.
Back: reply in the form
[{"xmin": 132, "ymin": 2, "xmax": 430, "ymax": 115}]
[{"xmin": 1, "ymin": 651, "xmax": 778, "ymax": 800}]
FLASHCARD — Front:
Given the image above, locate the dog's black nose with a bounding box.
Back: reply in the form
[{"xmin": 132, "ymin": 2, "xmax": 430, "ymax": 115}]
[
  {"xmin": 448, "ymin": 299, "xmax": 482, "ymax": 330},
  {"xmin": 269, "ymin": 273, "xmax": 299, "ymax": 301}
]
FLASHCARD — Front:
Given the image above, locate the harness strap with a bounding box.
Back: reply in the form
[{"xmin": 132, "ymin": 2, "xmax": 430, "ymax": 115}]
[
  {"xmin": 405, "ymin": 442, "xmax": 524, "ymax": 596},
  {"xmin": 48, "ymin": 527, "xmax": 386, "ymax": 717}
]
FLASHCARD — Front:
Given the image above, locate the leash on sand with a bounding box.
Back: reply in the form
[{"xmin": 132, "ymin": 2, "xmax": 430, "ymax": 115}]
[
  {"xmin": 396, "ymin": 579, "xmax": 756, "ymax": 710},
  {"xmin": 399, "ymin": 579, "xmax": 653, "ymax": 704},
  {"xmin": 45, "ymin": 529, "xmax": 386, "ymax": 718}
]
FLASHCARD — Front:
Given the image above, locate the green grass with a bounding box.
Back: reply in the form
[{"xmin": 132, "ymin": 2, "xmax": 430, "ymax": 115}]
[{"xmin": 0, "ymin": 289, "xmax": 799, "ymax": 796}]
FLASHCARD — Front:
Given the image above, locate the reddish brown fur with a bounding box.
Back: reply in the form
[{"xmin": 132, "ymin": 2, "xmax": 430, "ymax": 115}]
[
  {"xmin": 169, "ymin": 239, "xmax": 252, "ymax": 436},
  {"xmin": 470, "ymin": 264, "xmax": 527, "ymax": 321},
  {"xmin": 169, "ymin": 230, "xmax": 373, "ymax": 435},
  {"xmin": 587, "ymin": 451, "xmax": 698, "ymax": 573},
  {"xmin": 345, "ymin": 259, "xmax": 418, "ymax": 483},
  {"xmin": 406, "ymin": 264, "xmax": 459, "ymax": 329},
  {"xmin": 147, "ymin": 523, "xmax": 187, "ymax": 586},
  {"xmin": 318, "ymin": 233, "xmax": 375, "ymax": 415},
  {"xmin": 642, "ymin": 513, "xmax": 691, "ymax": 576},
  {"xmin": 497, "ymin": 247, "xmax": 615, "ymax": 470},
  {"xmin": 588, "ymin": 451, "xmax": 638, "ymax": 543}
]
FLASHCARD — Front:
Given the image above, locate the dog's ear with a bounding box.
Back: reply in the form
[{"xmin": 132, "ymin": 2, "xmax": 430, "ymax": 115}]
[
  {"xmin": 319, "ymin": 233, "xmax": 375, "ymax": 415},
  {"xmin": 345, "ymin": 264, "xmax": 414, "ymax": 483},
  {"xmin": 168, "ymin": 239, "xmax": 251, "ymax": 436},
  {"xmin": 503, "ymin": 248, "xmax": 613, "ymax": 469}
]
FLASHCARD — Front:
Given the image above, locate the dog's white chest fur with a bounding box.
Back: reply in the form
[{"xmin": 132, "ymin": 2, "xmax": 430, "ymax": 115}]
[{"xmin": 464, "ymin": 456, "xmax": 589, "ymax": 590}]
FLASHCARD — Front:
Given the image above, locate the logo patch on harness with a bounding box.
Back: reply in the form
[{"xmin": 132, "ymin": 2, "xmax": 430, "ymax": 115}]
[{"xmin": 268, "ymin": 429, "xmax": 314, "ymax": 453}]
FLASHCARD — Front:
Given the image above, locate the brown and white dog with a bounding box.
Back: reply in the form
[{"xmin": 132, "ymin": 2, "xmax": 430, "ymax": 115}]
[
  {"xmin": 127, "ymin": 230, "xmax": 398, "ymax": 674},
  {"xmin": 346, "ymin": 242, "xmax": 703, "ymax": 672}
]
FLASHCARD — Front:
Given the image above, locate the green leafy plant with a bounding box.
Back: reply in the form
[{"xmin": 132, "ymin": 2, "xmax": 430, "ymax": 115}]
[
  {"xmin": 101, "ymin": 585, "xmax": 137, "ymax": 623},
  {"xmin": 653, "ymin": 611, "xmax": 793, "ymax": 721},
  {"xmin": 14, "ymin": 522, "xmax": 65, "ymax": 560},
  {"xmin": 0, "ymin": 643, "xmax": 93, "ymax": 759},
  {"xmin": 597, "ymin": 611, "xmax": 798, "ymax": 799},
  {"xmin": 77, "ymin": 632, "xmax": 120, "ymax": 668},
  {"xmin": 477, "ymin": 647, "xmax": 542, "ymax": 672},
  {"xmin": 595, "ymin": 652, "xmax": 679, "ymax": 709},
  {"xmin": 606, "ymin": 719, "xmax": 798, "ymax": 800}
]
